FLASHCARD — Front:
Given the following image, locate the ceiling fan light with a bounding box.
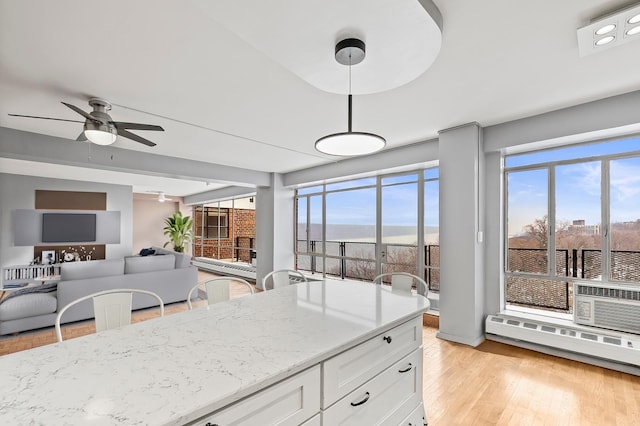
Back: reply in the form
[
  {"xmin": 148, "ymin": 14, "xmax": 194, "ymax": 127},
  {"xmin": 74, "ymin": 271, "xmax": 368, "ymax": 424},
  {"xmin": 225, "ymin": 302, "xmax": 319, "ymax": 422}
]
[
  {"xmin": 84, "ymin": 129, "xmax": 117, "ymax": 145},
  {"xmin": 84, "ymin": 121, "xmax": 117, "ymax": 145},
  {"xmin": 315, "ymin": 132, "xmax": 386, "ymax": 156}
]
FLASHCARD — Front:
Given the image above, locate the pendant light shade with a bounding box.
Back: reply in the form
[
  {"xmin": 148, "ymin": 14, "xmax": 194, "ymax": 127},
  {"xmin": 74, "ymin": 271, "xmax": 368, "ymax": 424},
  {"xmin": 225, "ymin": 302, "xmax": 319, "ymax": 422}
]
[{"xmin": 315, "ymin": 38, "xmax": 386, "ymax": 156}]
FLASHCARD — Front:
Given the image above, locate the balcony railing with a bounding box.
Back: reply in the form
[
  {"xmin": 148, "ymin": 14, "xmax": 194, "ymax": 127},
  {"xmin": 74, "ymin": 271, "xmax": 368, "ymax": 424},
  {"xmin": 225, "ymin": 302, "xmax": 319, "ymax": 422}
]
[
  {"xmin": 506, "ymin": 247, "xmax": 640, "ymax": 312},
  {"xmin": 297, "ymin": 242, "xmax": 640, "ymax": 314},
  {"xmin": 296, "ymin": 240, "xmax": 440, "ymax": 291}
]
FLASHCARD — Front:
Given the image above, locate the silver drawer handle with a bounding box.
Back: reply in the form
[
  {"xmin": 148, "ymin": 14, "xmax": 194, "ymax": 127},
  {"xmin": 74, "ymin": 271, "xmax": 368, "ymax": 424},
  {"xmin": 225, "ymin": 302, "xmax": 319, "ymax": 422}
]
[
  {"xmin": 398, "ymin": 363, "xmax": 413, "ymax": 373},
  {"xmin": 350, "ymin": 391, "xmax": 370, "ymax": 407}
]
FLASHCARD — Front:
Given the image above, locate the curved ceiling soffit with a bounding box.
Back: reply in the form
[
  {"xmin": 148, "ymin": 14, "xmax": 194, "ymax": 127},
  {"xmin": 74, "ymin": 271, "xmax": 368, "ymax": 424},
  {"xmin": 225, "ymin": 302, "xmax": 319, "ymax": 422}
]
[{"xmin": 198, "ymin": 0, "xmax": 442, "ymax": 95}]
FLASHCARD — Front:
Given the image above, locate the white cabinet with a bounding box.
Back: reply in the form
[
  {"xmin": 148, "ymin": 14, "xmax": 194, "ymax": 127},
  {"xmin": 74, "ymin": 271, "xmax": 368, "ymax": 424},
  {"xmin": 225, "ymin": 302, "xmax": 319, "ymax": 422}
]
[
  {"xmin": 300, "ymin": 414, "xmax": 321, "ymax": 426},
  {"xmin": 322, "ymin": 348, "xmax": 423, "ymax": 425},
  {"xmin": 322, "ymin": 316, "xmax": 422, "ymax": 407},
  {"xmin": 399, "ymin": 403, "xmax": 427, "ymax": 426},
  {"xmin": 191, "ymin": 366, "xmax": 320, "ymax": 426},
  {"xmin": 187, "ymin": 316, "xmax": 425, "ymax": 426},
  {"xmin": 192, "ymin": 316, "xmax": 424, "ymax": 426}
]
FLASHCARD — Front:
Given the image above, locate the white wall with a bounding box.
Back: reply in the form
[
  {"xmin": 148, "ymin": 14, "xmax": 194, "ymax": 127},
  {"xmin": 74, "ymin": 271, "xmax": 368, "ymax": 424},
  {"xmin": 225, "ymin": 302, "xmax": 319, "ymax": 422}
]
[
  {"xmin": 132, "ymin": 194, "xmax": 180, "ymax": 254},
  {"xmin": 0, "ymin": 173, "xmax": 133, "ymax": 267},
  {"xmin": 255, "ymin": 173, "xmax": 295, "ymax": 289}
]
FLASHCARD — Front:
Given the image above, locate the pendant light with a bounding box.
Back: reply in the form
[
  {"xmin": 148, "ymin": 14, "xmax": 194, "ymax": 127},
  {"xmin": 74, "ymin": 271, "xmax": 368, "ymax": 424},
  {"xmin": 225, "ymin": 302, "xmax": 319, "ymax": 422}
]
[{"xmin": 315, "ymin": 38, "xmax": 386, "ymax": 156}]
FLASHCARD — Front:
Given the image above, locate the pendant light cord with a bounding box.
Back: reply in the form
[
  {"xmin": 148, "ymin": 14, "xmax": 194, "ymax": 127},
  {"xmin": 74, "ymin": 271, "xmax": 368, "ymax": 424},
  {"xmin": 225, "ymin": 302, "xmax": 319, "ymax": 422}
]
[{"xmin": 347, "ymin": 52, "xmax": 352, "ymax": 133}]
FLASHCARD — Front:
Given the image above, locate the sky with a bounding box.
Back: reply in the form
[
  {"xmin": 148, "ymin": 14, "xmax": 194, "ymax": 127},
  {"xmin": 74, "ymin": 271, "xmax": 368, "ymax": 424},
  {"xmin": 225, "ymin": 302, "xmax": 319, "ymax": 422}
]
[
  {"xmin": 297, "ymin": 171, "xmax": 440, "ymax": 245},
  {"xmin": 507, "ymin": 137, "xmax": 640, "ymax": 235},
  {"xmin": 297, "ymin": 137, "xmax": 640, "ymax": 240},
  {"xmin": 298, "ymin": 171, "xmax": 440, "ymax": 228}
]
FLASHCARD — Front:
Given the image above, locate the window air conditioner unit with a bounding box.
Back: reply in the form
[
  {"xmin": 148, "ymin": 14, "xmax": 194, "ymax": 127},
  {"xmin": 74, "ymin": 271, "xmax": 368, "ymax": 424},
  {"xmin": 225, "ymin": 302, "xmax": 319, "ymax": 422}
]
[{"xmin": 574, "ymin": 281, "xmax": 640, "ymax": 335}]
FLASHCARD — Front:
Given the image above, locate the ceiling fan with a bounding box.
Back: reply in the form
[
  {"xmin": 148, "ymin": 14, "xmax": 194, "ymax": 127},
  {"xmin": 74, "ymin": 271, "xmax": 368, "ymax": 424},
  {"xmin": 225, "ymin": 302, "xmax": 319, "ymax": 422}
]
[
  {"xmin": 8, "ymin": 98, "xmax": 164, "ymax": 147},
  {"xmin": 146, "ymin": 191, "xmax": 173, "ymax": 202}
]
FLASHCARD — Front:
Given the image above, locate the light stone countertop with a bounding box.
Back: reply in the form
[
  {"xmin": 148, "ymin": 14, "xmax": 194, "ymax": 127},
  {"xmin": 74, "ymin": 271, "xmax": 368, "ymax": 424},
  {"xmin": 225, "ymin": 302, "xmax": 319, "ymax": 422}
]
[{"xmin": 0, "ymin": 279, "xmax": 429, "ymax": 425}]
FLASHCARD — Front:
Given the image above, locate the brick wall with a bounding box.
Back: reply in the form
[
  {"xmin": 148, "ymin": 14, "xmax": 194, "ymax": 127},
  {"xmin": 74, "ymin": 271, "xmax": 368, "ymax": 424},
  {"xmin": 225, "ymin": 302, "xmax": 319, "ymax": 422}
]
[{"xmin": 193, "ymin": 208, "xmax": 256, "ymax": 262}]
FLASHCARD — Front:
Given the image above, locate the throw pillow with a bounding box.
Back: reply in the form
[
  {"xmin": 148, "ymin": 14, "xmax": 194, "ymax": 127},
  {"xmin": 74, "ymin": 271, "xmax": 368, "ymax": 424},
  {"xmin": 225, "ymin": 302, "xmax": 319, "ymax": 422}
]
[{"xmin": 139, "ymin": 247, "xmax": 156, "ymax": 256}]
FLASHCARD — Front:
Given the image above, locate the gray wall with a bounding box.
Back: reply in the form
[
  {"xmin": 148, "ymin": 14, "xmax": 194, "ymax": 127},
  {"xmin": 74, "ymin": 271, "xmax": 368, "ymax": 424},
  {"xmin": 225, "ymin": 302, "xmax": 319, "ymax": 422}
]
[
  {"xmin": 13, "ymin": 209, "xmax": 121, "ymax": 246},
  {"xmin": 437, "ymin": 123, "xmax": 485, "ymax": 346},
  {"xmin": 0, "ymin": 173, "xmax": 133, "ymax": 268}
]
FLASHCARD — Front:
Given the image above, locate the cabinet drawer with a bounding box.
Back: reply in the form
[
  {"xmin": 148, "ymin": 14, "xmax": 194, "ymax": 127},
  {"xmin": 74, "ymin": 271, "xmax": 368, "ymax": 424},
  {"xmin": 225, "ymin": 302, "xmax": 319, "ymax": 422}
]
[
  {"xmin": 398, "ymin": 402, "xmax": 426, "ymax": 426},
  {"xmin": 193, "ymin": 365, "xmax": 320, "ymax": 426},
  {"xmin": 300, "ymin": 413, "xmax": 321, "ymax": 426},
  {"xmin": 323, "ymin": 316, "xmax": 422, "ymax": 407},
  {"xmin": 322, "ymin": 347, "xmax": 423, "ymax": 426}
]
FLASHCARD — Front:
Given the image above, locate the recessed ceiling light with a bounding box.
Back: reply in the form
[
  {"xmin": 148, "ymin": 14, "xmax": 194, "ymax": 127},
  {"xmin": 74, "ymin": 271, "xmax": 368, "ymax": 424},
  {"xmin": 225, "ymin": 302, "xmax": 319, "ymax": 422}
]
[
  {"xmin": 577, "ymin": 3, "xmax": 640, "ymax": 56},
  {"xmin": 626, "ymin": 25, "xmax": 640, "ymax": 35},
  {"xmin": 595, "ymin": 24, "xmax": 616, "ymax": 35},
  {"xmin": 595, "ymin": 35, "xmax": 616, "ymax": 46}
]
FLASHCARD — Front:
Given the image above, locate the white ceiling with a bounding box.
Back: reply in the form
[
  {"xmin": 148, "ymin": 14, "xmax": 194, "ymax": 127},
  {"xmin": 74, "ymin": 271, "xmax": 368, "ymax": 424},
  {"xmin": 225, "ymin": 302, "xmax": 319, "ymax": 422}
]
[{"xmin": 1, "ymin": 0, "xmax": 640, "ymax": 197}]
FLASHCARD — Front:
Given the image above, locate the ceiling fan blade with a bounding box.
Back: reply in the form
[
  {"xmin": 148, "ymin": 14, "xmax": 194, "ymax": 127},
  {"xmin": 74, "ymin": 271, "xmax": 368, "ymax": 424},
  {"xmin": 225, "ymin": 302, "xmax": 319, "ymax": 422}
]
[
  {"xmin": 8, "ymin": 113, "xmax": 84, "ymax": 123},
  {"xmin": 112, "ymin": 122, "xmax": 164, "ymax": 132},
  {"xmin": 61, "ymin": 102, "xmax": 100, "ymax": 123},
  {"xmin": 117, "ymin": 128, "xmax": 157, "ymax": 147}
]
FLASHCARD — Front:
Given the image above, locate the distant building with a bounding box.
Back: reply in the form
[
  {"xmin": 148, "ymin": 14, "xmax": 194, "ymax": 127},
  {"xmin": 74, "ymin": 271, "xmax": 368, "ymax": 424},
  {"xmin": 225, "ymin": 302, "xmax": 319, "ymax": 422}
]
[{"xmin": 568, "ymin": 219, "xmax": 600, "ymax": 236}]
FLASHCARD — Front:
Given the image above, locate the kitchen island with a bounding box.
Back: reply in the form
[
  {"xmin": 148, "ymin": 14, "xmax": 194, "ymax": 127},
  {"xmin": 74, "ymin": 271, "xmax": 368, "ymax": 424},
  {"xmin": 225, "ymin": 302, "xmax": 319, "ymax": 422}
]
[{"xmin": 0, "ymin": 279, "xmax": 429, "ymax": 425}]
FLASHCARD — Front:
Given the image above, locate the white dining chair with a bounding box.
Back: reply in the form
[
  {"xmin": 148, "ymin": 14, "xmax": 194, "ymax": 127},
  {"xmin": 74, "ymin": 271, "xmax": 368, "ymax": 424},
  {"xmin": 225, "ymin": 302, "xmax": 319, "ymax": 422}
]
[
  {"xmin": 55, "ymin": 288, "xmax": 164, "ymax": 342},
  {"xmin": 187, "ymin": 277, "xmax": 255, "ymax": 309},
  {"xmin": 262, "ymin": 269, "xmax": 308, "ymax": 290},
  {"xmin": 373, "ymin": 272, "xmax": 428, "ymax": 297}
]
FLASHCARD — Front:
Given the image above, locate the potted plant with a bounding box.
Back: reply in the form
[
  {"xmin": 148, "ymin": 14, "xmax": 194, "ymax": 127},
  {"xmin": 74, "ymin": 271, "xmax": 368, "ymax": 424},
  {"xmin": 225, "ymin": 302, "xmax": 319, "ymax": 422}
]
[{"xmin": 163, "ymin": 211, "xmax": 194, "ymax": 253}]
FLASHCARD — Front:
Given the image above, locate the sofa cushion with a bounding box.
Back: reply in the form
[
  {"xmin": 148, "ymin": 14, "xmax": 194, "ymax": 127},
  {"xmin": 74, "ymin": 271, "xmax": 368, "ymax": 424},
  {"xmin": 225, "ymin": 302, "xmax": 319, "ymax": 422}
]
[
  {"xmin": 61, "ymin": 258, "xmax": 125, "ymax": 281},
  {"xmin": 125, "ymin": 254, "xmax": 175, "ymax": 274},
  {"xmin": 0, "ymin": 292, "xmax": 58, "ymax": 321},
  {"xmin": 151, "ymin": 246, "xmax": 191, "ymax": 269}
]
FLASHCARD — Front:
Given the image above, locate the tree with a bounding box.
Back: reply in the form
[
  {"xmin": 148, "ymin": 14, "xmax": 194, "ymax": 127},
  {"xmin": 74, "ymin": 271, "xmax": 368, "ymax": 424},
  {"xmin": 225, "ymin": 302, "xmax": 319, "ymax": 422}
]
[{"xmin": 523, "ymin": 215, "xmax": 548, "ymax": 248}]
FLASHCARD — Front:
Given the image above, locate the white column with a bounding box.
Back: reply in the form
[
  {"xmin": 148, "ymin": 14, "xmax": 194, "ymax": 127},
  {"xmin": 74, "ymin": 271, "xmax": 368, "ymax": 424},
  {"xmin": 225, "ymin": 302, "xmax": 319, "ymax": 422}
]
[
  {"xmin": 437, "ymin": 123, "xmax": 485, "ymax": 346},
  {"xmin": 255, "ymin": 173, "xmax": 295, "ymax": 290}
]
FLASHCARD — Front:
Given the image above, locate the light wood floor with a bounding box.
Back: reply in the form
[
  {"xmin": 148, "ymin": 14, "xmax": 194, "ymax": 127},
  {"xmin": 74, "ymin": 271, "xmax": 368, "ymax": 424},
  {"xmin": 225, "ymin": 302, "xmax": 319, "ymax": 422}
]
[
  {"xmin": 421, "ymin": 316, "xmax": 640, "ymax": 425},
  {"xmin": 1, "ymin": 276, "xmax": 638, "ymax": 425}
]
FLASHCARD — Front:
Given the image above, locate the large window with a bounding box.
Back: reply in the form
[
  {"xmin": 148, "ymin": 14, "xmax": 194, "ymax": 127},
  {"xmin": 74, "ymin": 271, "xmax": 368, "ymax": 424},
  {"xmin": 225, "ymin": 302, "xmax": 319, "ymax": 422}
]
[
  {"xmin": 504, "ymin": 137, "xmax": 640, "ymax": 316},
  {"xmin": 295, "ymin": 168, "xmax": 440, "ymax": 293},
  {"xmin": 200, "ymin": 207, "xmax": 229, "ymax": 238},
  {"xmin": 192, "ymin": 196, "xmax": 256, "ymax": 263}
]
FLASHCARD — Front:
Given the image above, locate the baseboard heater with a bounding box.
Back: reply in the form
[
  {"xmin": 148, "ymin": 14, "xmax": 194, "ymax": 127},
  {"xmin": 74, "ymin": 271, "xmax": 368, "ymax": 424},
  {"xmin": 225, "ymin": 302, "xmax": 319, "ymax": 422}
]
[
  {"xmin": 486, "ymin": 313, "xmax": 640, "ymax": 369},
  {"xmin": 192, "ymin": 259, "xmax": 321, "ymax": 285},
  {"xmin": 192, "ymin": 258, "xmax": 257, "ymax": 281}
]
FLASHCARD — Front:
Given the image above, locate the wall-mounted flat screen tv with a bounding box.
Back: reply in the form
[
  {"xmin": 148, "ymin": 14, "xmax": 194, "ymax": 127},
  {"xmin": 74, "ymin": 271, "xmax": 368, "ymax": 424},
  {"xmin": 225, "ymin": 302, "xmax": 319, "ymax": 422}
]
[{"xmin": 42, "ymin": 213, "xmax": 97, "ymax": 243}]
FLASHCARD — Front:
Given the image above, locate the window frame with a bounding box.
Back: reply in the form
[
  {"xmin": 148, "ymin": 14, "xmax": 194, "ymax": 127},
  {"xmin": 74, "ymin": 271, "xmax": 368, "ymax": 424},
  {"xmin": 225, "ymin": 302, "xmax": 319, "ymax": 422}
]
[
  {"xmin": 503, "ymin": 138, "xmax": 640, "ymax": 315},
  {"xmin": 294, "ymin": 167, "xmax": 439, "ymax": 291}
]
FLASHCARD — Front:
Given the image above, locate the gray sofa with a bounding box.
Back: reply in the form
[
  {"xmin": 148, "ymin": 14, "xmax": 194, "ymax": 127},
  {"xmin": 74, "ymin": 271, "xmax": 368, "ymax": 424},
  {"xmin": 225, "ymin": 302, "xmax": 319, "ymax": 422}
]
[{"xmin": 0, "ymin": 247, "xmax": 197, "ymax": 335}]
